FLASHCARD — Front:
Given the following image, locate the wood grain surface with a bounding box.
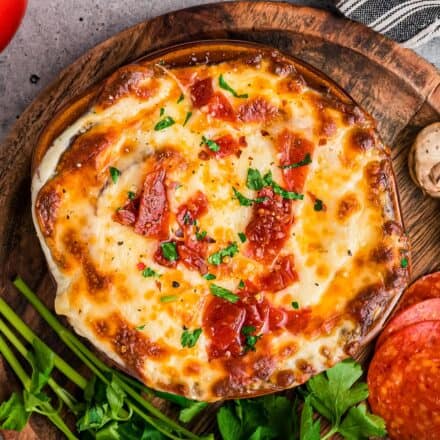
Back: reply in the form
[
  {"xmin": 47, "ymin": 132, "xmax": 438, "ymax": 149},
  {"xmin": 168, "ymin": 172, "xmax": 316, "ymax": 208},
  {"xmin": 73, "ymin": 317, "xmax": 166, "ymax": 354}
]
[{"xmin": 0, "ymin": 2, "xmax": 439, "ymax": 438}]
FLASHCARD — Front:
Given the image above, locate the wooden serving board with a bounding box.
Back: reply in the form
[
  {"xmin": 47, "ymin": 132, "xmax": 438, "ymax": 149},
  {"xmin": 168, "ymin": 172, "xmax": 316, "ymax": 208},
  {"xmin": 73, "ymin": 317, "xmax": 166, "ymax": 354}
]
[{"xmin": 0, "ymin": 2, "xmax": 439, "ymax": 438}]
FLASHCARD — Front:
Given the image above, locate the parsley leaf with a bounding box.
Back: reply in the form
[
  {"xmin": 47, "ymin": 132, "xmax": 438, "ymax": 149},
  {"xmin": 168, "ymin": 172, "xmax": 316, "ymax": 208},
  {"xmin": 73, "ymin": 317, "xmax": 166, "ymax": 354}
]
[
  {"xmin": 159, "ymin": 107, "xmax": 165, "ymax": 116},
  {"xmin": 203, "ymin": 273, "xmax": 216, "ymax": 280},
  {"xmin": 219, "ymin": 74, "xmax": 248, "ymax": 99},
  {"xmin": 291, "ymin": 301, "xmax": 300, "ymax": 309},
  {"xmin": 128, "ymin": 191, "xmax": 136, "ymax": 200},
  {"xmin": 306, "ymin": 359, "xmax": 368, "ymax": 424},
  {"xmin": 136, "ymin": 325, "xmax": 146, "ymax": 331},
  {"xmin": 142, "ymin": 267, "xmax": 160, "ymax": 278},
  {"xmin": 177, "ymin": 93, "xmax": 184, "ymax": 103},
  {"xmin": 179, "ymin": 401, "xmax": 207, "ymax": 423},
  {"xmin": 202, "ymin": 135, "xmax": 220, "ymax": 152},
  {"xmin": 183, "ymin": 111, "xmax": 192, "ymax": 126},
  {"xmin": 207, "ymin": 242, "xmax": 238, "ymax": 265},
  {"xmin": 29, "ymin": 338, "xmax": 54, "ymax": 393},
  {"xmin": 196, "ymin": 230, "xmax": 207, "ymax": 241},
  {"xmin": 233, "ymin": 188, "xmax": 267, "ymax": 206},
  {"xmin": 160, "ymin": 295, "xmax": 178, "ymax": 303},
  {"xmin": 238, "ymin": 232, "xmax": 246, "ymax": 243},
  {"xmin": 300, "ymin": 396, "xmax": 320, "ymax": 440},
  {"xmin": 263, "ymin": 171, "xmax": 304, "ymax": 200},
  {"xmin": 338, "ymin": 403, "xmax": 387, "ymax": 440},
  {"xmin": 181, "ymin": 328, "xmax": 202, "ymax": 348},
  {"xmin": 217, "ymin": 405, "xmax": 242, "ymax": 440},
  {"xmin": 246, "ymin": 168, "xmax": 265, "ymax": 191},
  {"xmin": 0, "ymin": 392, "xmax": 29, "ymax": 431},
  {"xmin": 401, "ymin": 257, "xmax": 408, "ymax": 268},
  {"xmin": 210, "ymin": 284, "xmax": 239, "ymax": 303},
  {"xmin": 279, "ymin": 153, "xmax": 312, "ymax": 170},
  {"xmin": 241, "ymin": 326, "xmax": 262, "ymax": 352},
  {"xmin": 314, "ymin": 199, "xmax": 324, "ymax": 211},
  {"xmin": 109, "ymin": 167, "xmax": 121, "ymax": 184},
  {"xmin": 161, "ymin": 242, "xmax": 178, "ymax": 261},
  {"xmin": 154, "ymin": 116, "xmax": 175, "ymax": 131},
  {"xmin": 238, "ymin": 280, "xmax": 245, "ymax": 289}
]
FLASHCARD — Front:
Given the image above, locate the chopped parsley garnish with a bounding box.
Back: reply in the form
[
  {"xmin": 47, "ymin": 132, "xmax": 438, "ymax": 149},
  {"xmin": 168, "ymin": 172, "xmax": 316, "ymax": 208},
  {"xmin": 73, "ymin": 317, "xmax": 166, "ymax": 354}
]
[
  {"xmin": 209, "ymin": 284, "xmax": 239, "ymax": 303},
  {"xmin": 238, "ymin": 232, "xmax": 246, "ymax": 243},
  {"xmin": 183, "ymin": 111, "xmax": 192, "ymax": 126},
  {"xmin": 195, "ymin": 230, "xmax": 207, "ymax": 241},
  {"xmin": 241, "ymin": 325, "xmax": 262, "ymax": 352},
  {"xmin": 314, "ymin": 199, "xmax": 324, "ymax": 211},
  {"xmin": 181, "ymin": 328, "xmax": 202, "ymax": 348},
  {"xmin": 238, "ymin": 280, "xmax": 245, "ymax": 289},
  {"xmin": 159, "ymin": 107, "xmax": 165, "ymax": 116},
  {"xmin": 183, "ymin": 212, "xmax": 193, "ymax": 225},
  {"xmin": 203, "ymin": 273, "xmax": 216, "ymax": 280},
  {"xmin": 109, "ymin": 167, "xmax": 121, "ymax": 184},
  {"xmin": 246, "ymin": 168, "xmax": 304, "ymax": 200},
  {"xmin": 279, "ymin": 153, "xmax": 312, "ymax": 169},
  {"xmin": 291, "ymin": 301, "xmax": 300, "ymax": 309},
  {"xmin": 233, "ymin": 188, "xmax": 266, "ymax": 206},
  {"xmin": 154, "ymin": 116, "xmax": 175, "ymax": 131},
  {"xmin": 246, "ymin": 168, "xmax": 265, "ymax": 191},
  {"xmin": 401, "ymin": 257, "xmax": 409, "ymax": 268},
  {"xmin": 207, "ymin": 242, "xmax": 238, "ymax": 265},
  {"xmin": 177, "ymin": 93, "xmax": 184, "ymax": 103},
  {"xmin": 172, "ymin": 281, "xmax": 180, "ymax": 288},
  {"xmin": 263, "ymin": 171, "xmax": 304, "ymax": 200},
  {"xmin": 128, "ymin": 191, "xmax": 136, "ymax": 200},
  {"xmin": 160, "ymin": 295, "xmax": 178, "ymax": 303},
  {"xmin": 142, "ymin": 267, "xmax": 161, "ymax": 278},
  {"xmin": 135, "ymin": 324, "xmax": 146, "ymax": 331},
  {"xmin": 201, "ymin": 136, "xmax": 220, "ymax": 152},
  {"xmin": 161, "ymin": 242, "xmax": 178, "ymax": 261},
  {"xmin": 219, "ymin": 74, "xmax": 248, "ymax": 98}
]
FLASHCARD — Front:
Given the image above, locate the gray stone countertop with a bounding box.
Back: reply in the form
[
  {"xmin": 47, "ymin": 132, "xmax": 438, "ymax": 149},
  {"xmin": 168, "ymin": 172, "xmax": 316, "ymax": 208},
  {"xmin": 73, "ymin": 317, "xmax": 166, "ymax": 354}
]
[{"xmin": 0, "ymin": 0, "xmax": 438, "ymax": 142}]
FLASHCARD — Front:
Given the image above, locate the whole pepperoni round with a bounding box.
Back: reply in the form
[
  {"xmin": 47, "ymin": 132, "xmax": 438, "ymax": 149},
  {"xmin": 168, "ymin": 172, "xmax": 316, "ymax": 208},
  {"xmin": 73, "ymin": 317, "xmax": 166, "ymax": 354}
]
[
  {"xmin": 376, "ymin": 298, "xmax": 440, "ymax": 349},
  {"xmin": 368, "ymin": 320, "xmax": 440, "ymax": 440},
  {"xmin": 398, "ymin": 272, "xmax": 440, "ymax": 310}
]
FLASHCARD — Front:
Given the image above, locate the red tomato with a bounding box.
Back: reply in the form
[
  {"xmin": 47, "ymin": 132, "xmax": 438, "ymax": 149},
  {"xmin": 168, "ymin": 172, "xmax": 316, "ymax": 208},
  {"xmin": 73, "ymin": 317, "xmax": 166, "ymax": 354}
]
[{"xmin": 0, "ymin": 0, "xmax": 27, "ymax": 52}]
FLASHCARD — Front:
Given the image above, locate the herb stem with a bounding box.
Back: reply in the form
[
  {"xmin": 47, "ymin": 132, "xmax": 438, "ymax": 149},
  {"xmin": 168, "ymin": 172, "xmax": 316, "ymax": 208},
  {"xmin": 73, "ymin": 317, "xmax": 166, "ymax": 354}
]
[
  {"xmin": 0, "ymin": 332, "xmax": 30, "ymax": 389},
  {"xmin": 321, "ymin": 426, "xmax": 338, "ymax": 440},
  {"xmin": 0, "ymin": 294, "xmax": 87, "ymax": 389},
  {"xmin": 0, "ymin": 318, "xmax": 78, "ymax": 413},
  {"xmin": 0, "ymin": 333, "xmax": 78, "ymax": 440}
]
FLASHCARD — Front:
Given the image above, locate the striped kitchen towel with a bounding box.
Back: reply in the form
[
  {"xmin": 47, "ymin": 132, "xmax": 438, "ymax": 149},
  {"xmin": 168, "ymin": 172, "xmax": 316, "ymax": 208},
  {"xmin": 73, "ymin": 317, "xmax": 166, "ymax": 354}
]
[{"xmin": 335, "ymin": 0, "xmax": 440, "ymax": 48}]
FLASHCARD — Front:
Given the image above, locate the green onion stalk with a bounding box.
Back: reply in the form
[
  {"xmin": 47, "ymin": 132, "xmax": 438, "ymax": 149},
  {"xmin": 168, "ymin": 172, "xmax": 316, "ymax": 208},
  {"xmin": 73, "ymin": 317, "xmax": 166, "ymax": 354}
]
[{"xmin": 0, "ymin": 277, "xmax": 209, "ymax": 440}]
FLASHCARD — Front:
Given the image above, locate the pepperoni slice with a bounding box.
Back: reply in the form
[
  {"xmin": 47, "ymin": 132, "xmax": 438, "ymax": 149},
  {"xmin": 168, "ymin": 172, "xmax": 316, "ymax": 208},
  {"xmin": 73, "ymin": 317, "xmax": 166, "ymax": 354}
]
[
  {"xmin": 238, "ymin": 97, "xmax": 278, "ymax": 123},
  {"xmin": 259, "ymin": 254, "xmax": 298, "ymax": 292},
  {"xmin": 113, "ymin": 197, "xmax": 139, "ymax": 226},
  {"xmin": 134, "ymin": 168, "xmax": 169, "ymax": 239},
  {"xmin": 376, "ymin": 298, "xmax": 440, "ymax": 349},
  {"xmin": 245, "ymin": 187, "xmax": 292, "ymax": 263},
  {"xmin": 207, "ymin": 92, "xmax": 235, "ymax": 121},
  {"xmin": 398, "ymin": 272, "xmax": 440, "ymax": 310},
  {"xmin": 368, "ymin": 321, "xmax": 440, "ymax": 440},
  {"xmin": 176, "ymin": 242, "xmax": 207, "ymax": 274},
  {"xmin": 199, "ymin": 134, "xmax": 247, "ymax": 160},
  {"xmin": 176, "ymin": 191, "xmax": 208, "ymax": 229},
  {"xmin": 190, "ymin": 78, "xmax": 213, "ymax": 108},
  {"xmin": 203, "ymin": 281, "xmax": 310, "ymax": 359},
  {"xmin": 175, "ymin": 191, "xmax": 209, "ymax": 272},
  {"xmin": 277, "ymin": 129, "xmax": 314, "ymax": 192}
]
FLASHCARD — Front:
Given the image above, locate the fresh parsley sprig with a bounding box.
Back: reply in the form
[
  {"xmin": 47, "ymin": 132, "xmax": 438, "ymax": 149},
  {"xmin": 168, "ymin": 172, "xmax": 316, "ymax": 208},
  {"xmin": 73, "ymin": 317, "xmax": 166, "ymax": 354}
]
[
  {"xmin": 299, "ymin": 359, "xmax": 387, "ymax": 440},
  {"xmin": 207, "ymin": 242, "xmax": 238, "ymax": 265}
]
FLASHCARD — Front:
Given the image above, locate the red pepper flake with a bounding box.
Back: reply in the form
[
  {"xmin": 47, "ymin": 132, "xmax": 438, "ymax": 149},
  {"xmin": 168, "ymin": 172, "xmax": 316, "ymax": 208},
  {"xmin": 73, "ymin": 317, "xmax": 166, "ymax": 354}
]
[{"xmin": 136, "ymin": 262, "xmax": 146, "ymax": 271}]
